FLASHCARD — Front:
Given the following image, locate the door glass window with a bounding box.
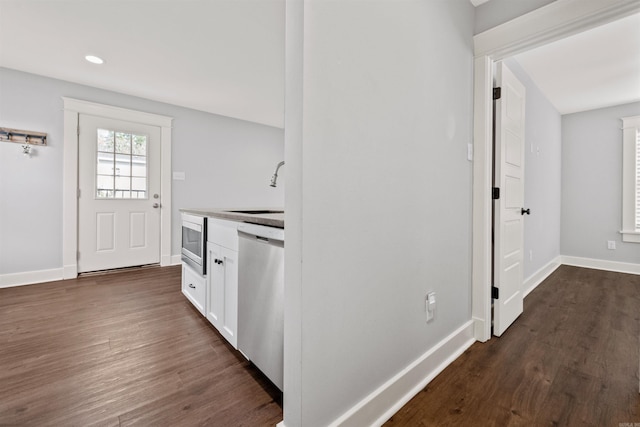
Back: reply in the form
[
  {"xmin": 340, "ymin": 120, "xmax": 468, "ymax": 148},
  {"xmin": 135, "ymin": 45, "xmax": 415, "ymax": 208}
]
[{"xmin": 96, "ymin": 129, "xmax": 148, "ymax": 199}]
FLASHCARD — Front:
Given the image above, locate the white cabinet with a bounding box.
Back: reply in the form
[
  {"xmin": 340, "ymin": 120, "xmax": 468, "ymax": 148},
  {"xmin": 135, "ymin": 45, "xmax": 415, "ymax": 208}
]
[
  {"xmin": 206, "ymin": 217, "xmax": 239, "ymax": 348},
  {"xmin": 182, "ymin": 262, "xmax": 206, "ymax": 315},
  {"xmin": 207, "ymin": 242, "xmax": 238, "ymax": 348}
]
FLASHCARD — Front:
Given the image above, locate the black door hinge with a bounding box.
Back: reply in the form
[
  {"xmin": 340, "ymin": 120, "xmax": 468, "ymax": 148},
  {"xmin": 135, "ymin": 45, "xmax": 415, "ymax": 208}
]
[
  {"xmin": 492, "ymin": 187, "xmax": 500, "ymax": 200},
  {"xmin": 492, "ymin": 286, "xmax": 499, "ymax": 299},
  {"xmin": 493, "ymin": 87, "xmax": 502, "ymax": 100}
]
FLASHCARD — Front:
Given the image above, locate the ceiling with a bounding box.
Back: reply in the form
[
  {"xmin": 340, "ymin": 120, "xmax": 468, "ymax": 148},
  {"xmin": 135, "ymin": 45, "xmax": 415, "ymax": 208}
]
[
  {"xmin": 0, "ymin": 2, "xmax": 637, "ymax": 125},
  {"xmin": 514, "ymin": 12, "xmax": 640, "ymax": 115},
  {"xmin": 0, "ymin": 0, "xmax": 285, "ymax": 128}
]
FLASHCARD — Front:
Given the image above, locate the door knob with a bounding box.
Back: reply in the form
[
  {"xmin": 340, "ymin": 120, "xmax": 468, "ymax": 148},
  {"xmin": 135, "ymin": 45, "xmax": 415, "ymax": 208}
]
[
  {"xmin": 521, "ymin": 208, "xmax": 530, "ymax": 215},
  {"xmin": 153, "ymin": 194, "xmax": 159, "ymax": 199},
  {"xmin": 153, "ymin": 203, "xmax": 160, "ymax": 208}
]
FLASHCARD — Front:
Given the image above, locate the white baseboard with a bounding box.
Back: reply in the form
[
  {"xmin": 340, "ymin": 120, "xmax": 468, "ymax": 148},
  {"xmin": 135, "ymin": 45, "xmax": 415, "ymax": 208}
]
[
  {"xmin": 1, "ymin": 258, "xmax": 183, "ymax": 289},
  {"xmin": 0, "ymin": 268, "xmax": 64, "ymax": 288},
  {"xmin": 523, "ymin": 256, "xmax": 562, "ymax": 298},
  {"xmin": 329, "ymin": 320, "xmax": 475, "ymax": 427},
  {"xmin": 560, "ymin": 255, "xmax": 640, "ymax": 275}
]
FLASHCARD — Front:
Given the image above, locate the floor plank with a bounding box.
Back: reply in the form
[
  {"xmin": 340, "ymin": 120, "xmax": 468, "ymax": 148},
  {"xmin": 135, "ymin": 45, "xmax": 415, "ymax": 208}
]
[{"xmin": 0, "ymin": 265, "xmax": 282, "ymax": 426}]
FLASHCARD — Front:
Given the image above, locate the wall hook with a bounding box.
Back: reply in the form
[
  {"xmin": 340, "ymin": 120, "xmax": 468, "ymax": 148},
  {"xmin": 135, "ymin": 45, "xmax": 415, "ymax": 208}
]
[{"xmin": 0, "ymin": 127, "xmax": 47, "ymax": 146}]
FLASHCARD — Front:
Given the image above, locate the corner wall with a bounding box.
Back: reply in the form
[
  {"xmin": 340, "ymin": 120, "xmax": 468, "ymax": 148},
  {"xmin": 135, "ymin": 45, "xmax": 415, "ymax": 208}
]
[
  {"xmin": 285, "ymin": 0, "xmax": 476, "ymax": 425},
  {"xmin": 561, "ymin": 101, "xmax": 640, "ymax": 265}
]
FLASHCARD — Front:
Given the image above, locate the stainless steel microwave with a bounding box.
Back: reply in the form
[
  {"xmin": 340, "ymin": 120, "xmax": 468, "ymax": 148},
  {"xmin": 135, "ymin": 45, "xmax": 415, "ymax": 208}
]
[{"xmin": 181, "ymin": 214, "xmax": 207, "ymax": 275}]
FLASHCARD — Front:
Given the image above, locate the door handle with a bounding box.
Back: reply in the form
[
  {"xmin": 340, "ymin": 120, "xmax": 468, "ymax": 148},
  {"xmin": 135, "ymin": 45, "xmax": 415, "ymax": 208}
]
[
  {"xmin": 153, "ymin": 203, "xmax": 160, "ymax": 208},
  {"xmin": 521, "ymin": 208, "xmax": 530, "ymax": 215},
  {"xmin": 188, "ymin": 284, "xmax": 195, "ymax": 289}
]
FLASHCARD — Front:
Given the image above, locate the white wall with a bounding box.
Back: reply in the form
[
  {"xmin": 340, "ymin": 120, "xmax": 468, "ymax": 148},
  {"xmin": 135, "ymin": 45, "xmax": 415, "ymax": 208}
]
[
  {"xmin": 561, "ymin": 101, "xmax": 640, "ymax": 264},
  {"xmin": 285, "ymin": 0, "xmax": 475, "ymax": 425},
  {"xmin": 0, "ymin": 67, "xmax": 284, "ymax": 277},
  {"xmin": 474, "ymin": 0, "xmax": 556, "ymax": 34},
  {"xmin": 505, "ymin": 59, "xmax": 562, "ymax": 279},
  {"xmin": 283, "ymin": 0, "xmax": 303, "ymax": 423}
]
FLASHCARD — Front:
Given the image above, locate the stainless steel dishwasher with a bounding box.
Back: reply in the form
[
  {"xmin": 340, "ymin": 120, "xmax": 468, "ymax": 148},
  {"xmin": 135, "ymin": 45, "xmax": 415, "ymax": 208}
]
[{"xmin": 237, "ymin": 223, "xmax": 284, "ymax": 391}]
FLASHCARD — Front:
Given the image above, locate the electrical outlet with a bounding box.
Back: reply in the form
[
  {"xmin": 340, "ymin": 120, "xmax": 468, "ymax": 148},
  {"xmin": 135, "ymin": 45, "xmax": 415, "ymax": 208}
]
[
  {"xmin": 607, "ymin": 240, "xmax": 616, "ymax": 250},
  {"xmin": 426, "ymin": 292, "xmax": 436, "ymax": 323}
]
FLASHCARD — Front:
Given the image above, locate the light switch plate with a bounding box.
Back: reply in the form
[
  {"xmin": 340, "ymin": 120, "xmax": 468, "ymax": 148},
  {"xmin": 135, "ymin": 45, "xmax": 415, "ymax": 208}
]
[{"xmin": 426, "ymin": 292, "xmax": 436, "ymax": 322}]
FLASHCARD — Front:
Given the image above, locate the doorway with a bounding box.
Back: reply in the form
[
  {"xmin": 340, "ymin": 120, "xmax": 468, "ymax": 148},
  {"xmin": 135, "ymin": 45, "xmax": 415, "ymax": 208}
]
[
  {"xmin": 62, "ymin": 98, "xmax": 173, "ymax": 278},
  {"xmin": 471, "ymin": 0, "xmax": 637, "ymax": 342}
]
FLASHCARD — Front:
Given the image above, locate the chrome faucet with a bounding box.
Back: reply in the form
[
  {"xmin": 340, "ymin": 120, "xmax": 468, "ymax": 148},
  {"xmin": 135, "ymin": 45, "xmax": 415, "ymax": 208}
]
[{"xmin": 270, "ymin": 161, "xmax": 285, "ymax": 187}]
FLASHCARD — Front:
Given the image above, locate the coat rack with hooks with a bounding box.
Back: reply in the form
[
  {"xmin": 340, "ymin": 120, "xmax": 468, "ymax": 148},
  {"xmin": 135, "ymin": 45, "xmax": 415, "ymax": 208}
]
[{"xmin": 0, "ymin": 127, "xmax": 47, "ymax": 146}]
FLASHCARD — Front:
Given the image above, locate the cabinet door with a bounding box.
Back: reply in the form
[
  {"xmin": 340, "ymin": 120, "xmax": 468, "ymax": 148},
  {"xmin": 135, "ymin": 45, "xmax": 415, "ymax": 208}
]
[
  {"xmin": 207, "ymin": 244, "xmax": 224, "ymax": 328},
  {"xmin": 207, "ymin": 243, "xmax": 238, "ymax": 348}
]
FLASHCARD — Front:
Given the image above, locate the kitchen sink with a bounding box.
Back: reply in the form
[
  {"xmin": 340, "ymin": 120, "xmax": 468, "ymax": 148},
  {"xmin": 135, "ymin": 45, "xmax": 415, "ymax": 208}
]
[{"xmin": 227, "ymin": 210, "xmax": 284, "ymax": 215}]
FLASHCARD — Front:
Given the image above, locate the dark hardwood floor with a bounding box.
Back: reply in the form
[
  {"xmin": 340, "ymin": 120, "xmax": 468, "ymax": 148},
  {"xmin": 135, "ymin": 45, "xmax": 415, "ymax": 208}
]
[
  {"xmin": 2, "ymin": 265, "xmax": 638, "ymax": 426},
  {"xmin": 0, "ymin": 265, "xmax": 282, "ymax": 427},
  {"xmin": 386, "ymin": 265, "xmax": 640, "ymax": 426}
]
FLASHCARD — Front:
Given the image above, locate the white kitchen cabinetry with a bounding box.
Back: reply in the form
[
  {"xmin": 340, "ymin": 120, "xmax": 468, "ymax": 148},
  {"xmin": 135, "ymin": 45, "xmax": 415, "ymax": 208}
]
[
  {"xmin": 207, "ymin": 218, "xmax": 239, "ymax": 348},
  {"xmin": 182, "ymin": 262, "xmax": 206, "ymax": 315}
]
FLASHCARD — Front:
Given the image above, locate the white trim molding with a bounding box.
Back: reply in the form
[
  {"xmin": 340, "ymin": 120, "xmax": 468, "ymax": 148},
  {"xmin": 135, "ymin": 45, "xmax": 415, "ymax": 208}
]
[
  {"xmin": 0, "ymin": 268, "xmax": 64, "ymax": 288},
  {"xmin": 523, "ymin": 256, "xmax": 562, "ymax": 298},
  {"xmin": 474, "ymin": 0, "xmax": 640, "ymax": 60},
  {"xmin": 561, "ymin": 255, "xmax": 640, "ymax": 275},
  {"xmin": 328, "ymin": 321, "xmax": 475, "ymax": 427},
  {"xmin": 62, "ymin": 98, "xmax": 173, "ymax": 279},
  {"xmin": 621, "ymin": 115, "xmax": 640, "ymax": 243},
  {"xmin": 620, "ymin": 231, "xmax": 640, "ymax": 243},
  {"xmin": 471, "ymin": 55, "xmax": 494, "ymax": 343}
]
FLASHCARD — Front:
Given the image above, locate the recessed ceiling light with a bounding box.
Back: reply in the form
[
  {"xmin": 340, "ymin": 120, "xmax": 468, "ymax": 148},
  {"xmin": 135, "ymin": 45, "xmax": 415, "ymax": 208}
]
[{"xmin": 85, "ymin": 55, "xmax": 104, "ymax": 65}]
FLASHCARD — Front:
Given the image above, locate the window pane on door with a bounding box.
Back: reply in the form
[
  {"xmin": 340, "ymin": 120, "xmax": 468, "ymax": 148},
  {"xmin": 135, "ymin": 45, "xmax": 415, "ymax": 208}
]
[
  {"xmin": 115, "ymin": 132, "xmax": 131, "ymax": 154},
  {"xmin": 97, "ymin": 153, "xmax": 114, "ymax": 174},
  {"xmin": 96, "ymin": 128, "xmax": 148, "ymax": 199},
  {"xmin": 115, "ymin": 154, "xmax": 132, "ymax": 176},
  {"xmin": 97, "ymin": 129, "xmax": 114, "ymax": 152},
  {"xmin": 132, "ymin": 135, "xmax": 147, "ymax": 155}
]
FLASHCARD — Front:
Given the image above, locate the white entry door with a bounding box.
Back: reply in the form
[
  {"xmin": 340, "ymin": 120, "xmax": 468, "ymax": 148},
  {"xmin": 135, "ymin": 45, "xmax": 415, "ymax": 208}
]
[
  {"xmin": 493, "ymin": 62, "xmax": 527, "ymax": 337},
  {"xmin": 78, "ymin": 114, "xmax": 161, "ymax": 273}
]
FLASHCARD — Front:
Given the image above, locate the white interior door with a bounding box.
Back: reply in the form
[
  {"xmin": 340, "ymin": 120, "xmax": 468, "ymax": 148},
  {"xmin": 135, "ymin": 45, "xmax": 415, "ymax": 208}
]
[
  {"xmin": 493, "ymin": 61, "xmax": 526, "ymax": 337},
  {"xmin": 78, "ymin": 114, "xmax": 161, "ymax": 273}
]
